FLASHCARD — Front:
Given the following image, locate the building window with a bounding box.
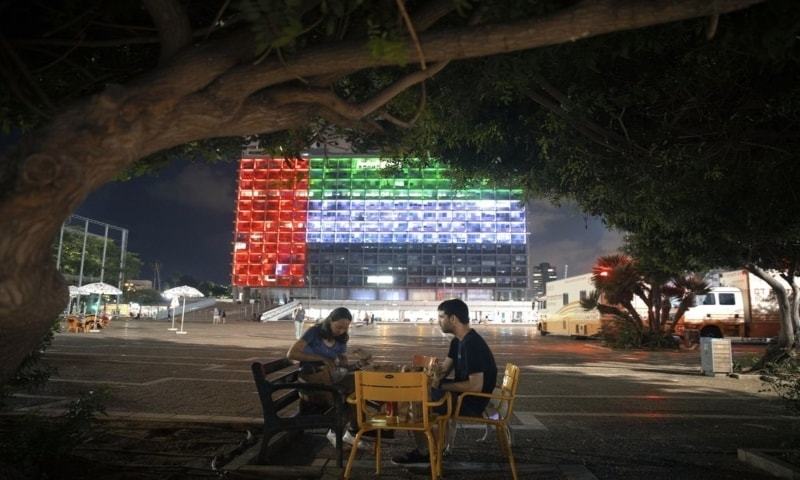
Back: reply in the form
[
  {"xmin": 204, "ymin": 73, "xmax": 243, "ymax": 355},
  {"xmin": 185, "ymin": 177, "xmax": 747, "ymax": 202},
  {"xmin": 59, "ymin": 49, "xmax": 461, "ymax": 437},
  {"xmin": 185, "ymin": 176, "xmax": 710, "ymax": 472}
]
[{"xmin": 563, "ymin": 293, "xmax": 569, "ymax": 305}]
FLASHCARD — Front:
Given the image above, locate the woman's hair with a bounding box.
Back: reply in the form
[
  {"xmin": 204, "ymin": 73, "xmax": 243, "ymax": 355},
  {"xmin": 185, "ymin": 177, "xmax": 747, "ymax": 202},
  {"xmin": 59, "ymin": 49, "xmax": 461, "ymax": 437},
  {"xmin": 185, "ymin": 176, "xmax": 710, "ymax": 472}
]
[{"xmin": 319, "ymin": 307, "xmax": 352, "ymax": 342}]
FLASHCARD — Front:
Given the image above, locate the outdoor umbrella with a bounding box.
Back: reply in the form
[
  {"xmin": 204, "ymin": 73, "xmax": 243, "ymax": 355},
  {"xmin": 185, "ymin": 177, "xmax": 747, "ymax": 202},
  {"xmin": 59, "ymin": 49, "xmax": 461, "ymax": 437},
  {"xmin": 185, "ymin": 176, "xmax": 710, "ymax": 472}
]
[
  {"xmin": 68, "ymin": 285, "xmax": 89, "ymax": 296},
  {"xmin": 80, "ymin": 282, "xmax": 123, "ymax": 332},
  {"xmin": 162, "ymin": 286, "xmax": 204, "ymax": 335}
]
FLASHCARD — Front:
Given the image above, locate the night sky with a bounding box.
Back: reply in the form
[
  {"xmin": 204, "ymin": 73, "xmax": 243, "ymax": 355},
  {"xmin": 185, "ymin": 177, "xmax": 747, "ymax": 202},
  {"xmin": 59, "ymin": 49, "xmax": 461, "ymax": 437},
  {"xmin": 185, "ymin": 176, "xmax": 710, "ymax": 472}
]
[{"xmin": 75, "ymin": 159, "xmax": 624, "ymax": 285}]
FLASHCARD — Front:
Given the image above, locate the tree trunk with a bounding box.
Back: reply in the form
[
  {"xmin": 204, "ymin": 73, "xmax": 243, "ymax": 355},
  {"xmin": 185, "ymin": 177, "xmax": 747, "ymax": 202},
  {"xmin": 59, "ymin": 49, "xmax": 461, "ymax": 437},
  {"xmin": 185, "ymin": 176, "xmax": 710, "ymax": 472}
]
[
  {"xmin": 660, "ymin": 301, "xmax": 671, "ymax": 335},
  {"xmin": 0, "ymin": 80, "xmax": 309, "ymax": 385},
  {"xmin": 668, "ymin": 296, "xmax": 694, "ymax": 335},
  {"xmin": 621, "ymin": 300, "xmax": 645, "ymax": 331},
  {"xmin": 746, "ymin": 264, "xmax": 795, "ymax": 351},
  {"xmin": 790, "ymin": 278, "xmax": 800, "ymax": 350},
  {"xmin": 651, "ymin": 284, "xmax": 662, "ymax": 334}
]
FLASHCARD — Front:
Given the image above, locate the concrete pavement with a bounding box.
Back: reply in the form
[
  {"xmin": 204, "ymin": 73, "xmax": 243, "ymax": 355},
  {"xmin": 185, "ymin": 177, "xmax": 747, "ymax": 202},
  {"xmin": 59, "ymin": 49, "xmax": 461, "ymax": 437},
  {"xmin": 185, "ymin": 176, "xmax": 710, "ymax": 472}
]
[{"xmin": 4, "ymin": 317, "xmax": 798, "ymax": 479}]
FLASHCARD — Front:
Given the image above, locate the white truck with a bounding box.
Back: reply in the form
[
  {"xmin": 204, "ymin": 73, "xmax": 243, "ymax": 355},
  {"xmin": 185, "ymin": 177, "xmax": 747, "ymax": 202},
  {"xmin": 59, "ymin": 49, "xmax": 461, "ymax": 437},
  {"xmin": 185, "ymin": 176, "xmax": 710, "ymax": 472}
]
[
  {"xmin": 542, "ymin": 270, "xmax": 781, "ymax": 339},
  {"xmin": 673, "ymin": 287, "xmax": 748, "ymax": 339},
  {"xmin": 656, "ymin": 269, "xmax": 781, "ymax": 339}
]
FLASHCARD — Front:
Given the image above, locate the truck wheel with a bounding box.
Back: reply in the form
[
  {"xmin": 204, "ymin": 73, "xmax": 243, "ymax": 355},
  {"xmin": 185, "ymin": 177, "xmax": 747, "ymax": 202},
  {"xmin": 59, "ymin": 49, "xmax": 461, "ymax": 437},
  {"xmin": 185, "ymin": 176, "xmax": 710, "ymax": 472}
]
[{"xmin": 700, "ymin": 326, "xmax": 722, "ymax": 338}]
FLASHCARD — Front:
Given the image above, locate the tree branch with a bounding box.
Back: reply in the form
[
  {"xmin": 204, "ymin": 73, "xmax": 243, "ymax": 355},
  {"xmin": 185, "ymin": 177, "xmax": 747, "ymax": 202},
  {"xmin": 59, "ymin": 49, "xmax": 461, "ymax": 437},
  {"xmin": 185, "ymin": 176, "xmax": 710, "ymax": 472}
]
[
  {"xmin": 142, "ymin": 0, "xmax": 193, "ymax": 64},
  {"xmin": 532, "ymin": 74, "xmax": 647, "ymax": 153},
  {"xmin": 318, "ymin": 109, "xmax": 384, "ymax": 135},
  {"xmin": 0, "ymin": 33, "xmax": 54, "ymax": 111},
  {"xmin": 0, "ymin": 58, "xmax": 49, "ymax": 118},
  {"xmin": 205, "ymin": 0, "xmax": 233, "ymax": 40},
  {"xmin": 397, "ymin": 0, "xmax": 427, "ymax": 71},
  {"xmin": 308, "ymin": 0, "xmax": 454, "ymax": 88},
  {"xmin": 525, "ymin": 87, "xmax": 623, "ymax": 153},
  {"xmin": 410, "ymin": 0, "xmax": 458, "ymax": 32},
  {"xmin": 376, "ymin": 111, "xmax": 415, "ymax": 129},
  {"xmin": 271, "ymin": 62, "xmax": 448, "ymax": 122},
  {"xmin": 212, "ymin": 0, "xmax": 764, "ymax": 104}
]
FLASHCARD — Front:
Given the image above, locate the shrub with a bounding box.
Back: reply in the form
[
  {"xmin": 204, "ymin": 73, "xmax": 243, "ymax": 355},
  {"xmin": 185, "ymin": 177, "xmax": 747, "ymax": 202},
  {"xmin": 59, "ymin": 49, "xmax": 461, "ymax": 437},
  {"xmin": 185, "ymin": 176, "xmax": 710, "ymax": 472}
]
[
  {"xmin": 762, "ymin": 359, "xmax": 800, "ymax": 415},
  {"xmin": 600, "ymin": 315, "xmax": 642, "ymax": 349},
  {"xmin": 8, "ymin": 319, "xmax": 59, "ymax": 389},
  {"xmin": 0, "ymin": 389, "xmax": 108, "ymax": 479}
]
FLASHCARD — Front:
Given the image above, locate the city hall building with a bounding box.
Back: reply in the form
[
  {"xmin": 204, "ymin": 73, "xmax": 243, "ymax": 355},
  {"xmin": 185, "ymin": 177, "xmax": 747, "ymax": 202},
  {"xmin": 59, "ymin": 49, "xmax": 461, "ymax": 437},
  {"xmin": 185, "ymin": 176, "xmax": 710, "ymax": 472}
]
[{"xmin": 231, "ymin": 152, "xmax": 533, "ymax": 317}]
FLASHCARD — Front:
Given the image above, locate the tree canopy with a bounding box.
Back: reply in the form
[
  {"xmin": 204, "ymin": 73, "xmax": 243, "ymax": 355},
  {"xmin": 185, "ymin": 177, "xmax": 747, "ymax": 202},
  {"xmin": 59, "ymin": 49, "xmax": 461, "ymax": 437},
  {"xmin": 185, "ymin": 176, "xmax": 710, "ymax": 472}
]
[
  {"xmin": 0, "ymin": 0, "xmax": 767, "ymax": 384},
  {"xmin": 380, "ymin": 0, "xmax": 800, "ymax": 351}
]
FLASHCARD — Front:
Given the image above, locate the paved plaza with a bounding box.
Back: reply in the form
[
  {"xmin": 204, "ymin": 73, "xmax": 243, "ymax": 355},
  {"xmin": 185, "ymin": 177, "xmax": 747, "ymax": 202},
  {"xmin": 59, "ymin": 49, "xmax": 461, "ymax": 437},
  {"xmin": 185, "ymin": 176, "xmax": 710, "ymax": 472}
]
[{"xmin": 6, "ymin": 316, "xmax": 800, "ymax": 479}]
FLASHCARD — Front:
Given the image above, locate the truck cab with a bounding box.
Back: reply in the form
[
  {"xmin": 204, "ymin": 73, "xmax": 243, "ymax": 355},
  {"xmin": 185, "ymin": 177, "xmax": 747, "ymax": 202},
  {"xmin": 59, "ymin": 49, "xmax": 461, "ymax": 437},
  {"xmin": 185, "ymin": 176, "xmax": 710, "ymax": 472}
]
[{"xmin": 676, "ymin": 287, "xmax": 745, "ymax": 338}]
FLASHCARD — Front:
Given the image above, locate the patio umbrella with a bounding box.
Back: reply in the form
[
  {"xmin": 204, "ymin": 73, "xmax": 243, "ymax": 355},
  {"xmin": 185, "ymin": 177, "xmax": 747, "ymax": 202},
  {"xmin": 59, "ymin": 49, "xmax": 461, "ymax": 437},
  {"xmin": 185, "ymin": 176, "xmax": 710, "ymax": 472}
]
[
  {"xmin": 68, "ymin": 285, "xmax": 89, "ymax": 296},
  {"xmin": 80, "ymin": 282, "xmax": 123, "ymax": 332},
  {"xmin": 162, "ymin": 286, "xmax": 204, "ymax": 335},
  {"xmin": 81, "ymin": 282, "xmax": 123, "ymax": 295}
]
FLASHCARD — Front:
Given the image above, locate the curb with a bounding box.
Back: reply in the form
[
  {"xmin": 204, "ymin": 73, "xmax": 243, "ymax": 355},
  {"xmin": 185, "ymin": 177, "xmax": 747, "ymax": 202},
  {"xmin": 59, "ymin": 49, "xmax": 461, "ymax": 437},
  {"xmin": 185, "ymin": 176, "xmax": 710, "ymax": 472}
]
[{"xmin": 738, "ymin": 448, "xmax": 800, "ymax": 479}]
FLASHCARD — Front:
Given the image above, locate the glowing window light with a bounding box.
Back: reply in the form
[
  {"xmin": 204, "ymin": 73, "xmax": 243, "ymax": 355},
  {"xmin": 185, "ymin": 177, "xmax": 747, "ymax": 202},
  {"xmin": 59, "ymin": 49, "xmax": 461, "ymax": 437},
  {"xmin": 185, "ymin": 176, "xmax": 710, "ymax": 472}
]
[{"xmin": 367, "ymin": 275, "xmax": 394, "ymax": 284}]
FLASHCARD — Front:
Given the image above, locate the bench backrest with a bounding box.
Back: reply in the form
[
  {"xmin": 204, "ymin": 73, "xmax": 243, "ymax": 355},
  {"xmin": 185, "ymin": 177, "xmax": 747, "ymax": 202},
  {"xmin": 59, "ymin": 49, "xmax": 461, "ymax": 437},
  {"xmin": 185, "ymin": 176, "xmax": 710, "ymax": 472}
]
[{"xmin": 251, "ymin": 360, "xmax": 302, "ymax": 419}]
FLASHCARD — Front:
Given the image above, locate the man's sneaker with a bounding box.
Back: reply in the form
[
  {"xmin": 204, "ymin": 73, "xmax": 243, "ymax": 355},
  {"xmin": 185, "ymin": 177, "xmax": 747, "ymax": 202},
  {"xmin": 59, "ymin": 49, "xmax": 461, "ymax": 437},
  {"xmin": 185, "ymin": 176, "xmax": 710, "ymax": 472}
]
[
  {"xmin": 326, "ymin": 429, "xmax": 365, "ymax": 449},
  {"xmin": 391, "ymin": 449, "xmax": 430, "ymax": 465}
]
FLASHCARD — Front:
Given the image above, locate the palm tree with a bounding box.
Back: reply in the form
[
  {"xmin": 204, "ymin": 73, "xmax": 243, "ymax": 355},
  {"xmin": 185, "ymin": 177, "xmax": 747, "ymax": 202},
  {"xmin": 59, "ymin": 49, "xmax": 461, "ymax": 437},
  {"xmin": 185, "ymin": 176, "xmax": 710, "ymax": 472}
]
[
  {"xmin": 591, "ymin": 255, "xmax": 646, "ymax": 331},
  {"xmin": 589, "ymin": 255, "xmax": 710, "ymax": 346},
  {"xmin": 663, "ymin": 275, "xmax": 711, "ymax": 335}
]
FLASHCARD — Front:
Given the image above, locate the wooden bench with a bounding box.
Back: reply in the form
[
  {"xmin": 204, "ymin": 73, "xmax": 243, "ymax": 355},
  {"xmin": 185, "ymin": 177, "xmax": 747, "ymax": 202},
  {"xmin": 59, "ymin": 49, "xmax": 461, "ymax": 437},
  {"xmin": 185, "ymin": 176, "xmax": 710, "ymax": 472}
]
[{"xmin": 251, "ymin": 359, "xmax": 346, "ymax": 467}]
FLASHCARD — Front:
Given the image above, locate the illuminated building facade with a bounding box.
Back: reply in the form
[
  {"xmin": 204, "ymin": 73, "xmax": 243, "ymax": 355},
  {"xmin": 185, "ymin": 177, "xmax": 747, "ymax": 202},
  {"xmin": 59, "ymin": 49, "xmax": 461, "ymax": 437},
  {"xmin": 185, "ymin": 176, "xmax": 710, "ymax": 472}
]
[{"xmin": 232, "ymin": 155, "xmax": 529, "ymax": 301}]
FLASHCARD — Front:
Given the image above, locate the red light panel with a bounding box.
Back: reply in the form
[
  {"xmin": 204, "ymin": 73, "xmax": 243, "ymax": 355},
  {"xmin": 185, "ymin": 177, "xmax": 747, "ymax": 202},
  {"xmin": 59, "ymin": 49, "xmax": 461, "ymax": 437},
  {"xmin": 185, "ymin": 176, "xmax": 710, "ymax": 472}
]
[{"xmin": 231, "ymin": 157, "xmax": 308, "ymax": 287}]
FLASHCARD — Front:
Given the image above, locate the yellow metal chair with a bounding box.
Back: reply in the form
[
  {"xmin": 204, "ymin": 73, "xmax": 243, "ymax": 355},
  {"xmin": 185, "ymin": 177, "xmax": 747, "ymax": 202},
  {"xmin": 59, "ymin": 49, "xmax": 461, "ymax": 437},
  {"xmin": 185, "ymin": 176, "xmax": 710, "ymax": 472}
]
[
  {"xmin": 344, "ymin": 371, "xmax": 450, "ymax": 479},
  {"xmin": 443, "ymin": 363, "xmax": 520, "ymax": 480}
]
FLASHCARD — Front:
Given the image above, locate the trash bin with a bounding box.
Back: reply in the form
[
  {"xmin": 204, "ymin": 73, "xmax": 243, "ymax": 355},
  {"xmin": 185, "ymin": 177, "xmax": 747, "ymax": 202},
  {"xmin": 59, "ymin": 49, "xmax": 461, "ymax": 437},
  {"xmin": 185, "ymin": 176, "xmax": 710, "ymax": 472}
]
[{"xmin": 700, "ymin": 337, "xmax": 732, "ymax": 376}]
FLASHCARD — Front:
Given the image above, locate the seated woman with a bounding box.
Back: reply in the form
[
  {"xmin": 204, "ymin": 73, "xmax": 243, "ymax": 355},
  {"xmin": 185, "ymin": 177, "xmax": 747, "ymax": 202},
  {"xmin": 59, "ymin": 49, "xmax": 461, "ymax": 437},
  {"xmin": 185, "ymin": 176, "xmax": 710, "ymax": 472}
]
[
  {"xmin": 287, "ymin": 307, "xmax": 365, "ymax": 447},
  {"xmin": 287, "ymin": 306, "xmax": 353, "ymax": 374}
]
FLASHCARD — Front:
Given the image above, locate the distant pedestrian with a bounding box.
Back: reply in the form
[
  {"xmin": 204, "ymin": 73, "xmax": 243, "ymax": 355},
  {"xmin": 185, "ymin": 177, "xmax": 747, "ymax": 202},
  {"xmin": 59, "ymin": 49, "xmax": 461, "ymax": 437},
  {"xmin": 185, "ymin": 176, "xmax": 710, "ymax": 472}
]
[
  {"xmin": 221, "ymin": 310, "xmax": 227, "ymax": 324},
  {"xmin": 213, "ymin": 307, "xmax": 221, "ymax": 325},
  {"xmin": 293, "ymin": 303, "xmax": 306, "ymax": 339},
  {"xmin": 370, "ymin": 313, "xmax": 375, "ymax": 325}
]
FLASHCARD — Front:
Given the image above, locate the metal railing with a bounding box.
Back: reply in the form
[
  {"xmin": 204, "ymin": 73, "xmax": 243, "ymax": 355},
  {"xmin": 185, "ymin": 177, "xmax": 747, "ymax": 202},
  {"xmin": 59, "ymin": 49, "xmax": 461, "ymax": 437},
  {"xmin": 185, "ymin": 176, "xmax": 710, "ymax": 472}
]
[{"xmin": 259, "ymin": 300, "xmax": 299, "ymax": 322}]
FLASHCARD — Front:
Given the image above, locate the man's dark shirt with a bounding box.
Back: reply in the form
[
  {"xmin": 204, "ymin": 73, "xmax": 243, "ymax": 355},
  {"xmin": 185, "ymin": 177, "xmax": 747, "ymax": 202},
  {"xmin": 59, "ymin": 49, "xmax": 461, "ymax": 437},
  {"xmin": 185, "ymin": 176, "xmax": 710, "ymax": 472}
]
[{"xmin": 446, "ymin": 329, "xmax": 497, "ymax": 414}]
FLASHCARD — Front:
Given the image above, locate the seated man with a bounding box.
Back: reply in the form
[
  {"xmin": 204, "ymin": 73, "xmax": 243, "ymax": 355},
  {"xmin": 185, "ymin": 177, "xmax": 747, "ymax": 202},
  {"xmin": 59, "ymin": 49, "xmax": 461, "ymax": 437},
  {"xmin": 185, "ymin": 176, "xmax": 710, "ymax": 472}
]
[{"xmin": 392, "ymin": 298, "xmax": 497, "ymax": 465}]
